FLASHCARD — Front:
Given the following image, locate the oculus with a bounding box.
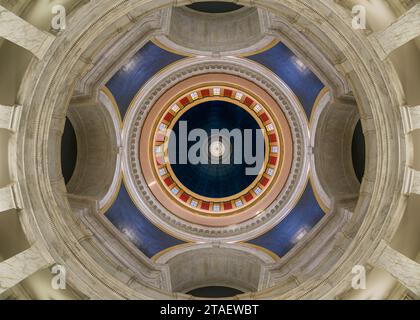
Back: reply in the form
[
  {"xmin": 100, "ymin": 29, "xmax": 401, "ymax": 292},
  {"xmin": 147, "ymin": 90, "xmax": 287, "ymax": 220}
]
[{"xmin": 151, "ymin": 85, "xmax": 281, "ymax": 214}]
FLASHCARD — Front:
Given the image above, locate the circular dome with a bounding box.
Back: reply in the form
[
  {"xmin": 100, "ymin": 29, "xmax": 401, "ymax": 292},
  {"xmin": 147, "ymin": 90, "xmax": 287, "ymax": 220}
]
[
  {"xmin": 146, "ymin": 83, "xmax": 286, "ymax": 220},
  {"xmin": 5, "ymin": 0, "xmax": 415, "ymax": 302},
  {"xmin": 122, "ymin": 58, "xmax": 309, "ymax": 240}
]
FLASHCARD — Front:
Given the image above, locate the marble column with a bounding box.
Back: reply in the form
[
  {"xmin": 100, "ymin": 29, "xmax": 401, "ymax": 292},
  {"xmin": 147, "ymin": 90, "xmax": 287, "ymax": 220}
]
[
  {"xmin": 0, "ymin": 104, "xmax": 21, "ymax": 132},
  {"xmin": 369, "ymin": 241, "xmax": 420, "ymax": 297},
  {"xmin": 0, "ymin": 184, "xmax": 21, "ymax": 213},
  {"xmin": 0, "ymin": 5, "xmax": 55, "ymax": 59},
  {"xmin": 370, "ymin": 3, "xmax": 420, "ymax": 59},
  {"xmin": 0, "ymin": 245, "xmax": 52, "ymax": 294},
  {"xmin": 403, "ymin": 167, "xmax": 420, "ymax": 196},
  {"xmin": 401, "ymin": 105, "xmax": 420, "ymax": 134}
]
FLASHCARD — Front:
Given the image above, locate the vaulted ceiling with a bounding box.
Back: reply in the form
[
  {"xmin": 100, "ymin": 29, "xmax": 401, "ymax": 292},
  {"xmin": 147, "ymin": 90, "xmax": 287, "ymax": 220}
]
[{"xmin": 0, "ymin": 0, "xmax": 419, "ymax": 300}]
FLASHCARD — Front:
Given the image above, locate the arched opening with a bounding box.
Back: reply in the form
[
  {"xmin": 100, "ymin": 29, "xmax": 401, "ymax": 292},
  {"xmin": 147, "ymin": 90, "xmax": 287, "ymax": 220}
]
[
  {"xmin": 313, "ymin": 100, "xmax": 361, "ymax": 202},
  {"xmin": 64, "ymin": 95, "xmax": 121, "ymax": 209},
  {"xmin": 351, "ymin": 120, "xmax": 366, "ymax": 183},
  {"xmin": 186, "ymin": 2, "xmax": 244, "ymax": 13},
  {"xmin": 188, "ymin": 286, "xmax": 243, "ymax": 298},
  {"xmin": 61, "ymin": 117, "xmax": 78, "ymax": 184}
]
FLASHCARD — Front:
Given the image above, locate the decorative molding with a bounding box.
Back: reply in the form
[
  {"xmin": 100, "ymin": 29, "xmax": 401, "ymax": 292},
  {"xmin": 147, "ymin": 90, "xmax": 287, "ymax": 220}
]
[
  {"xmin": 97, "ymin": 90, "xmax": 123, "ymax": 212},
  {"xmin": 313, "ymin": 97, "xmax": 361, "ymax": 207},
  {"xmin": 261, "ymin": 203, "xmax": 353, "ymax": 289},
  {"xmin": 154, "ymin": 242, "xmax": 277, "ymax": 293},
  {"xmin": 158, "ymin": 7, "xmax": 274, "ymax": 57},
  {"xmin": 309, "ymin": 89, "xmax": 333, "ymax": 212},
  {"xmin": 266, "ymin": 10, "xmax": 351, "ymax": 98},
  {"xmin": 122, "ymin": 57, "xmax": 310, "ymax": 242},
  {"xmin": 74, "ymin": 9, "xmax": 171, "ymax": 98},
  {"xmin": 68, "ymin": 194, "xmax": 172, "ymax": 291},
  {"xmin": 65, "ymin": 97, "xmax": 120, "ymax": 206},
  {"xmin": 143, "ymin": 81, "xmax": 289, "ymax": 224}
]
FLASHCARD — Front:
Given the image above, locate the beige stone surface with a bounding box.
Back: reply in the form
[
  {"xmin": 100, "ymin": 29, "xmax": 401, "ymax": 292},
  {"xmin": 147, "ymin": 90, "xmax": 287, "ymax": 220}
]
[
  {"xmin": 13, "ymin": 0, "xmax": 401, "ymax": 299},
  {"xmin": 0, "ymin": 104, "xmax": 21, "ymax": 131},
  {"xmin": 0, "ymin": 184, "xmax": 21, "ymax": 212},
  {"xmin": 370, "ymin": 241, "xmax": 420, "ymax": 297},
  {"xmin": 0, "ymin": 0, "xmax": 417, "ymax": 300},
  {"xmin": 372, "ymin": 3, "xmax": 420, "ymax": 59},
  {"xmin": 403, "ymin": 167, "xmax": 420, "ymax": 195},
  {"xmin": 155, "ymin": 243, "xmax": 277, "ymax": 293},
  {"xmin": 401, "ymin": 105, "xmax": 420, "ymax": 133},
  {"xmin": 0, "ymin": 245, "xmax": 51, "ymax": 294},
  {"xmin": 0, "ymin": 5, "xmax": 55, "ymax": 59},
  {"xmin": 162, "ymin": 7, "xmax": 273, "ymax": 56}
]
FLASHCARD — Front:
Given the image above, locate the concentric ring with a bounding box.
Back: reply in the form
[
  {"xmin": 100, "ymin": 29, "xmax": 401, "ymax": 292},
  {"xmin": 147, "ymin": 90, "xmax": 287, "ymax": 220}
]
[
  {"xmin": 150, "ymin": 84, "xmax": 283, "ymax": 215},
  {"xmin": 140, "ymin": 74, "xmax": 293, "ymax": 226},
  {"xmin": 164, "ymin": 96, "xmax": 267, "ymax": 201},
  {"xmin": 123, "ymin": 58, "xmax": 310, "ymax": 240}
]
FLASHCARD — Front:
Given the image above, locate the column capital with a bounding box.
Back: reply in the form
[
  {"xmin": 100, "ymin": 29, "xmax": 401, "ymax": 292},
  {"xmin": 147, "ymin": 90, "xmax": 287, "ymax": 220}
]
[
  {"xmin": 403, "ymin": 167, "xmax": 420, "ymax": 196},
  {"xmin": 401, "ymin": 105, "xmax": 420, "ymax": 134},
  {"xmin": 0, "ymin": 104, "xmax": 22, "ymax": 132}
]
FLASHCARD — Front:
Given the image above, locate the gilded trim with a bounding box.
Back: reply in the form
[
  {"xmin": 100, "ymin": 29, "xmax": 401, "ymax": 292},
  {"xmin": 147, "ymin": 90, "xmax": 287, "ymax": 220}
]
[
  {"xmin": 150, "ymin": 85, "xmax": 282, "ymax": 216},
  {"xmin": 237, "ymin": 39, "xmax": 281, "ymax": 57}
]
